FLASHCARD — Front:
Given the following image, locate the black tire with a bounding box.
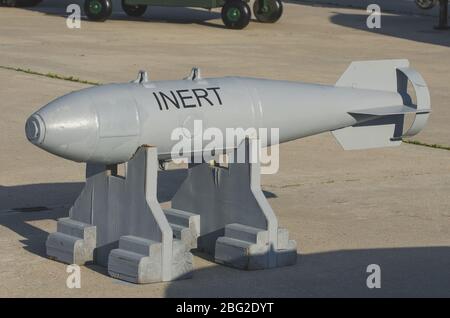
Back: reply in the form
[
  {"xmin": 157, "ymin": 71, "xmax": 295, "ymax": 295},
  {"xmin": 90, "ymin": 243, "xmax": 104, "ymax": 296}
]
[
  {"xmin": 415, "ymin": 0, "xmax": 437, "ymax": 10},
  {"xmin": 122, "ymin": 0, "xmax": 147, "ymax": 17},
  {"xmin": 2, "ymin": 0, "xmax": 42, "ymax": 7},
  {"xmin": 253, "ymin": 0, "xmax": 283, "ymax": 23},
  {"xmin": 221, "ymin": 1, "xmax": 251, "ymax": 30},
  {"xmin": 84, "ymin": 0, "xmax": 113, "ymax": 22}
]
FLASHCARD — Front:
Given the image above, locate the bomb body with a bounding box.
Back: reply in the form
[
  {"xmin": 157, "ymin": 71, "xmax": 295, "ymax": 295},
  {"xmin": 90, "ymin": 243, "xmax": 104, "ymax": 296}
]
[{"xmin": 26, "ymin": 60, "xmax": 430, "ymax": 164}]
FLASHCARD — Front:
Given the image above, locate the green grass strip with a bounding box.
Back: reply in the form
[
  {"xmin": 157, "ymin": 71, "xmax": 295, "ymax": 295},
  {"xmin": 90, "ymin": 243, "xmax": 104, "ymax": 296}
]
[
  {"xmin": 403, "ymin": 139, "xmax": 450, "ymax": 151},
  {"xmin": 0, "ymin": 65, "xmax": 101, "ymax": 86}
]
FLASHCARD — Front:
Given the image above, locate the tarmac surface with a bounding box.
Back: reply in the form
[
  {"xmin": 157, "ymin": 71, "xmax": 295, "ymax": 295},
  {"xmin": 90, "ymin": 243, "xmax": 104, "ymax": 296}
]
[{"xmin": 0, "ymin": 1, "xmax": 449, "ymax": 297}]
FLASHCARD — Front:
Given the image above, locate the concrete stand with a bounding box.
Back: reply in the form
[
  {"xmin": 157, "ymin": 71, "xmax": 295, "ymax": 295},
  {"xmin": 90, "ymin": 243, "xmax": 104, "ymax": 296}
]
[
  {"xmin": 46, "ymin": 139, "xmax": 297, "ymax": 283},
  {"xmin": 46, "ymin": 146, "xmax": 193, "ymax": 283},
  {"xmin": 171, "ymin": 138, "xmax": 297, "ymax": 270}
]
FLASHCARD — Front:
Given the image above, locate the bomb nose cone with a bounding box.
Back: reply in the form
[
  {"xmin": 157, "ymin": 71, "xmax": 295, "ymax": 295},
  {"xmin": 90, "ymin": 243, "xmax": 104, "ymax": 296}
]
[
  {"xmin": 25, "ymin": 88, "xmax": 100, "ymax": 162},
  {"xmin": 25, "ymin": 84, "xmax": 141, "ymax": 164},
  {"xmin": 25, "ymin": 114, "xmax": 46, "ymax": 144}
]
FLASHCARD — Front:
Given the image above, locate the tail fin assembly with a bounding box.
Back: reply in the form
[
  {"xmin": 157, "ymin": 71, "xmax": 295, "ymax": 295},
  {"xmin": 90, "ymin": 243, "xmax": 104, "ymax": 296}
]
[{"xmin": 332, "ymin": 59, "xmax": 431, "ymax": 150}]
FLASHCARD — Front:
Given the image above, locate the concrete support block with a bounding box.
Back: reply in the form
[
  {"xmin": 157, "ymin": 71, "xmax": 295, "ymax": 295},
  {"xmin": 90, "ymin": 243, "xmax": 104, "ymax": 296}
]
[
  {"xmin": 215, "ymin": 236, "xmax": 269, "ymax": 270},
  {"xmin": 108, "ymin": 236, "xmax": 193, "ymax": 283},
  {"xmin": 46, "ymin": 138, "xmax": 297, "ymax": 283},
  {"xmin": 277, "ymin": 228, "xmax": 290, "ymax": 250},
  {"xmin": 215, "ymin": 223, "xmax": 297, "ymax": 270},
  {"xmin": 46, "ymin": 146, "xmax": 193, "ymax": 284},
  {"xmin": 276, "ymin": 240, "xmax": 298, "ymax": 267},
  {"xmin": 108, "ymin": 236, "xmax": 163, "ymax": 284},
  {"xmin": 171, "ymin": 240, "xmax": 194, "ymax": 280},
  {"xmin": 172, "ymin": 138, "xmax": 298, "ymax": 271},
  {"xmin": 164, "ymin": 208, "xmax": 200, "ymax": 250},
  {"xmin": 46, "ymin": 218, "xmax": 96, "ymax": 265},
  {"xmin": 225, "ymin": 223, "xmax": 269, "ymax": 246}
]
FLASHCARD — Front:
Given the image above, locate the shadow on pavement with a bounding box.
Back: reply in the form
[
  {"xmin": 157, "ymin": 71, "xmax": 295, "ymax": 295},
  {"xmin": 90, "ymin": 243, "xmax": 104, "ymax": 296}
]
[
  {"xmin": 287, "ymin": 0, "xmax": 443, "ymax": 18},
  {"xmin": 283, "ymin": 0, "xmax": 450, "ymax": 46},
  {"xmin": 0, "ymin": 181, "xmax": 448, "ymax": 297},
  {"xmin": 0, "ymin": 173, "xmax": 276, "ymax": 260},
  {"xmin": 329, "ymin": 11, "xmax": 450, "ymax": 47},
  {"xmin": 0, "ymin": 182, "xmax": 83, "ymax": 257},
  {"xmin": 165, "ymin": 246, "xmax": 450, "ymax": 297},
  {"xmin": 284, "ymin": 0, "xmax": 449, "ymax": 47}
]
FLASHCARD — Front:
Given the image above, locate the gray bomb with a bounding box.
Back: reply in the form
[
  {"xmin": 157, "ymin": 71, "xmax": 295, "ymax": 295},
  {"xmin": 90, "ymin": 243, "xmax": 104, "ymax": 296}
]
[{"xmin": 25, "ymin": 59, "xmax": 431, "ymax": 165}]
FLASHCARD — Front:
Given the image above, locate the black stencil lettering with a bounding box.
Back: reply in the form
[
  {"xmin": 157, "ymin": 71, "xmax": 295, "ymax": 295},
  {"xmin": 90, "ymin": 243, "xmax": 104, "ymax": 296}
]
[
  {"xmin": 153, "ymin": 92, "xmax": 163, "ymax": 110},
  {"xmin": 207, "ymin": 87, "xmax": 222, "ymax": 105},
  {"xmin": 160, "ymin": 91, "xmax": 180, "ymax": 109},
  {"xmin": 177, "ymin": 89, "xmax": 196, "ymax": 108},
  {"xmin": 192, "ymin": 88, "xmax": 213, "ymax": 107}
]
